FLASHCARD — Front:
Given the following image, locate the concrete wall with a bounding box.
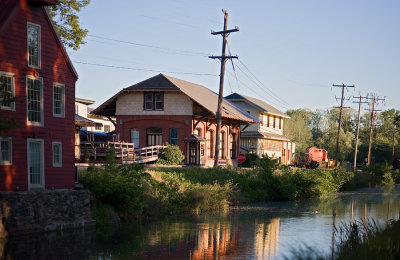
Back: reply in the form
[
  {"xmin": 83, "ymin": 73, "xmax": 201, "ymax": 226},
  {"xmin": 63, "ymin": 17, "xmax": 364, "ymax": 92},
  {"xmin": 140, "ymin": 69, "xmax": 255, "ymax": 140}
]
[
  {"xmin": 116, "ymin": 92, "xmax": 193, "ymax": 116},
  {"xmin": 0, "ymin": 190, "xmax": 94, "ymax": 238}
]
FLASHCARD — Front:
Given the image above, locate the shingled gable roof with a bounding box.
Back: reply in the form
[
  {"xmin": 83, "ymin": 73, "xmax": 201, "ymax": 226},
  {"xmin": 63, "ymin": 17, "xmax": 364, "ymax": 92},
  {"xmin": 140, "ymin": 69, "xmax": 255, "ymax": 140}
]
[
  {"xmin": 225, "ymin": 93, "xmax": 290, "ymax": 118},
  {"xmin": 92, "ymin": 74, "xmax": 256, "ymax": 123}
]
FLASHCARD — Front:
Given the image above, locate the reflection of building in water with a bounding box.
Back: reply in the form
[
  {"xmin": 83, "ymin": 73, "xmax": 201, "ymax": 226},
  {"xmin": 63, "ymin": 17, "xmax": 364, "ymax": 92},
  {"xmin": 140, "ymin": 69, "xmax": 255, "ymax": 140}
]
[
  {"xmin": 191, "ymin": 222, "xmax": 239, "ymax": 260},
  {"xmin": 254, "ymin": 218, "xmax": 280, "ymax": 260},
  {"xmin": 0, "ymin": 238, "xmax": 5, "ymax": 259}
]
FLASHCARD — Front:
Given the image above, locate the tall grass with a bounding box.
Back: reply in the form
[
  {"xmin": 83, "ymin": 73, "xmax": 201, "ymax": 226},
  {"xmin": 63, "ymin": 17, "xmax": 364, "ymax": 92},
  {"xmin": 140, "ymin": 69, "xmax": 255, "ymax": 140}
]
[{"xmin": 290, "ymin": 219, "xmax": 400, "ymax": 260}]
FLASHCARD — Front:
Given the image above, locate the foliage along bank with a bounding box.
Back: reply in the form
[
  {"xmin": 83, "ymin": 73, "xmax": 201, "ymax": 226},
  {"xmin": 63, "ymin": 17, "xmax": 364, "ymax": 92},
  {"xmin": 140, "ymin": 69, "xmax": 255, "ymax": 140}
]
[{"xmin": 78, "ymin": 155, "xmax": 400, "ymax": 226}]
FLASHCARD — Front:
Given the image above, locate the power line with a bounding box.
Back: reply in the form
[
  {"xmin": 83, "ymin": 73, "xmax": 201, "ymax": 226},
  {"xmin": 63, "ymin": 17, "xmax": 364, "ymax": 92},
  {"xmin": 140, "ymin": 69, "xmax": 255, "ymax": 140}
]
[
  {"xmin": 332, "ymin": 83, "xmax": 355, "ymax": 166},
  {"xmin": 87, "ymin": 34, "xmax": 211, "ymax": 56},
  {"xmin": 226, "ymin": 41, "xmax": 240, "ymax": 93},
  {"xmin": 234, "ymin": 64, "xmax": 292, "ymax": 109},
  {"xmin": 226, "ymin": 70, "xmax": 291, "ymax": 111},
  {"xmin": 365, "ymin": 93, "xmax": 386, "ymax": 165},
  {"xmin": 352, "ymin": 95, "xmax": 368, "ymax": 171},
  {"xmin": 72, "ymin": 60, "xmax": 218, "ymax": 77},
  {"xmin": 237, "ymin": 59, "xmax": 292, "ymax": 107}
]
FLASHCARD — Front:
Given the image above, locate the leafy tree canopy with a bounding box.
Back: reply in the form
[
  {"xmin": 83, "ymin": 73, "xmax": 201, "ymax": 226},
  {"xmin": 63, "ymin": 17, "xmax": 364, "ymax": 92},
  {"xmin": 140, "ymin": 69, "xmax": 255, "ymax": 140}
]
[{"xmin": 47, "ymin": 0, "xmax": 90, "ymax": 50}]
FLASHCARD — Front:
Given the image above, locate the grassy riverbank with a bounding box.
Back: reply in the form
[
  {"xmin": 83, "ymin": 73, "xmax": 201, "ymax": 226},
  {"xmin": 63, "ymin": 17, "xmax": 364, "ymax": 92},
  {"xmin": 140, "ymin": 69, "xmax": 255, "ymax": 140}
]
[
  {"xmin": 79, "ymin": 156, "xmax": 400, "ymax": 225},
  {"xmin": 292, "ymin": 218, "xmax": 400, "ymax": 260}
]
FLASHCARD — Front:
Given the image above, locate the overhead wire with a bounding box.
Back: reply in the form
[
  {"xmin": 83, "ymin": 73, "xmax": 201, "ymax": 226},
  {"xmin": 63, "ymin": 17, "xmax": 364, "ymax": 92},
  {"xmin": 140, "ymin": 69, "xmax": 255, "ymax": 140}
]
[
  {"xmin": 226, "ymin": 41, "xmax": 241, "ymax": 93},
  {"xmin": 234, "ymin": 64, "xmax": 292, "ymax": 110},
  {"xmin": 237, "ymin": 59, "xmax": 292, "ymax": 107},
  {"xmin": 83, "ymin": 34, "xmax": 294, "ymax": 110},
  {"xmin": 73, "ymin": 60, "xmax": 218, "ymax": 77},
  {"xmin": 226, "ymin": 70, "xmax": 291, "ymax": 110},
  {"xmin": 87, "ymin": 35, "xmax": 211, "ymax": 57}
]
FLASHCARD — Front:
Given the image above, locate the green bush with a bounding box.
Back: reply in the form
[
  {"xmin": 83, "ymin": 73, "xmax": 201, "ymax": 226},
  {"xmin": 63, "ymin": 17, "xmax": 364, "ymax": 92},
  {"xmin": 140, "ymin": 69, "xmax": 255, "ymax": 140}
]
[
  {"xmin": 241, "ymin": 153, "xmax": 259, "ymax": 167},
  {"xmin": 142, "ymin": 170, "xmax": 234, "ymax": 215},
  {"xmin": 105, "ymin": 146, "xmax": 116, "ymax": 169},
  {"xmin": 362, "ymin": 163, "xmax": 393, "ymax": 185},
  {"xmin": 157, "ymin": 144, "xmax": 185, "ymax": 165},
  {"xmin": 392, "ymin": 169, "xmax": 400, "ymax": 184},
  {"xmin": 79, "ymin": 164, "xmax": 147, "ymax": 217}
]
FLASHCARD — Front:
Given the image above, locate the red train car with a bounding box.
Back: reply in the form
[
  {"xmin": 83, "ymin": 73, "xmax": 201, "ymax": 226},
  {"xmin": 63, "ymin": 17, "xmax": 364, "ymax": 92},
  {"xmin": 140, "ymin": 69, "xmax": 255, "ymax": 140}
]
[{"xmin": 305, "ymin": 147, "xmax": 328, "ymax": 164}]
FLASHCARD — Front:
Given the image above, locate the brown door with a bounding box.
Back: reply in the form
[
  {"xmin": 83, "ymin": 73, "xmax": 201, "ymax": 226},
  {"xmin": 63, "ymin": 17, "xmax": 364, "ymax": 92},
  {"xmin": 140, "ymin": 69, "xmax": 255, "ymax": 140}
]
[{"xmin": 189, "ymin": 142, "xmax": 197, "ymax": 165}]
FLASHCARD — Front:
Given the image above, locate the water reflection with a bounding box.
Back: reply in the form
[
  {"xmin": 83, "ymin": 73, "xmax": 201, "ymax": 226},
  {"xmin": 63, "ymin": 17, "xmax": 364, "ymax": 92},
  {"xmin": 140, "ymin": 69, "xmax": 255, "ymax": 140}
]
[
  {"xmin": 3, "ymin": 229, "xmax": 93, "ymax": 260},
  {"xmin": 254, "ymin": 218, "xmax": 280, "ymax": 260},
  {"xmin": 3, "ymin": 186, "xmax": 400, "ymax": 259}
]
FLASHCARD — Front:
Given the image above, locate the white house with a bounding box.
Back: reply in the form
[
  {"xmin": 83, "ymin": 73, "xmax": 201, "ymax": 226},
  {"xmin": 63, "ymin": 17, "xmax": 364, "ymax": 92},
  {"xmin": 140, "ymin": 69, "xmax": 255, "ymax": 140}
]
[
  {"xmin": 225, "ymin": 93, "xmax": 295, "ymax": 165},
  {"xmin": 75, "ymin": 97, "xmax": 115, "ymax": 133}
]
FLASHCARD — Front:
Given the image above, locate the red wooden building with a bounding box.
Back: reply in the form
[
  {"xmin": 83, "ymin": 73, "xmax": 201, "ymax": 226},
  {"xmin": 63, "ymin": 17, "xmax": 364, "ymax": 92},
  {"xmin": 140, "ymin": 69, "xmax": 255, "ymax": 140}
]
[
  {"xmin": 92, "ymin": 74, "xmax": 255, "ymax": 166},
  {"xmin": 0, "ymin": 0, "xmax": 78, "ymax": 190}
]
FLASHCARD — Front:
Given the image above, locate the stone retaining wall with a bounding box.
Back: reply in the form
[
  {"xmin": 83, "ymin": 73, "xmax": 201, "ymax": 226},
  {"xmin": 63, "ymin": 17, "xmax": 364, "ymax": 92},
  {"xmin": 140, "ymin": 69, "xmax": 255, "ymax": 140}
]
[{"xmin": 0, "ymin": 189, "xmax": 95, "ymax": 238}]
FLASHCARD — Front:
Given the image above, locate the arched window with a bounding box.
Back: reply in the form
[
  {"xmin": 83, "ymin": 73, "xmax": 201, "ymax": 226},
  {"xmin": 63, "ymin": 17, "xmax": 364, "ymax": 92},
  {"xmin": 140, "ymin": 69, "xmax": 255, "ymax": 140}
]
[
  {"xmin": 220, "ymin": 131, "xmax": 226, "ymax": 159},
  {"xmin": 207, "ymin": 130, "xmax": 214, "ymax": 158}
]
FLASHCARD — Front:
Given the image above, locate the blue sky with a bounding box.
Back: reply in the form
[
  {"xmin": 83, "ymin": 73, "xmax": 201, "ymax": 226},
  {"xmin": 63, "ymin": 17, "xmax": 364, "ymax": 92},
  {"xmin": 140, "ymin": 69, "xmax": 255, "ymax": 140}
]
[{"xmin": 69, "ymin": 0, "xmax": 400, "ymax": 112}]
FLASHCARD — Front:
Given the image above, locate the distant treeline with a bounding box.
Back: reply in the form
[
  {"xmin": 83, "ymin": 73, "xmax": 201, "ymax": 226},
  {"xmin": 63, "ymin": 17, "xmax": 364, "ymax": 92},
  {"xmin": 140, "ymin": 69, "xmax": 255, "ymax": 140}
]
[{"xmin": 284, "ymin": 108, "xmax": 400, "ymax": 164}]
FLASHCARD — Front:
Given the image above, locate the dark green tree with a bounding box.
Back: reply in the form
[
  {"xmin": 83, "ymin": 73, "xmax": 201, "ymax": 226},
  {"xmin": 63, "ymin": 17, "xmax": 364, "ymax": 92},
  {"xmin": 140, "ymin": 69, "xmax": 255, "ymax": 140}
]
[
  {"xmin": 284, "ymin": 109, "xmax": 313, "ymax": 154},
  {"xmin": 47, "ymin": 0, "xmax": 90, "ymax": 50}
]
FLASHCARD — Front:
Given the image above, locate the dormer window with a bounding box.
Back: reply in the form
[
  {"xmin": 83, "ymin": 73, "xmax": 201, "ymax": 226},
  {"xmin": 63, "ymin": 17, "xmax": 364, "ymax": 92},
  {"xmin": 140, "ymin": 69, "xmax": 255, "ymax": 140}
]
[
  {"xmin": 27, "ymin": 23, "xmax": 41, "ymax": 68},
  {"xmin": 144, "ymin": 92, "xmax": 164, "ymax": 111}
]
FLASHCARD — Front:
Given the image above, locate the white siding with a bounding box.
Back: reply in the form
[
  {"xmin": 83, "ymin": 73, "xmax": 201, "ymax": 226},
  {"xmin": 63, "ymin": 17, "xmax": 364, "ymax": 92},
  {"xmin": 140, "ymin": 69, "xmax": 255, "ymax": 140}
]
[
  {"xmin": 75, "ymin": 102, "xmax": 88, "ymax": 117},
  {"xmin": 259, "ymin": 114, "xmax": 284, "ymax": 135},
  {"xmin": 86, "ymin": 117, "xmax": 116, "ymax": 133},
  {"xmin": 116, "ymin": 92, "xmax": 193, "ymax": 115}
]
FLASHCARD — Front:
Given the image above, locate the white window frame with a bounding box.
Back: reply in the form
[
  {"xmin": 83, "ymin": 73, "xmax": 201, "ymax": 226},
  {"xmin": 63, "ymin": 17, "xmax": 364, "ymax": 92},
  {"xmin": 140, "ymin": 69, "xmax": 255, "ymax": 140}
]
[
  {"xmin": 52, "ymin": 141, "xmax": 62, "ymax": 167},
  {"xmin": 0, "ymin": 137, "xmax": 12, "ymax": 165},
  {"xmin": 53, "ymin": 83, "xmax": 65, "ymax": 118},
  {"xmin": 27, "ymin": 138, "xmax": 45, "ymax": 190},
  {"xmin": 104, "ymin": 125, "xmax": 111, "ymax": 132},
  {"xmin": 27, "ymin": 22, "xmax": 41, "ymax": 69},
  {"xmin": 26, "ymin": 75, "xmax": 44, "ymax": 126},
  {"xmin": 0, "ymin": 72, "xmax": 15, "ymax": 111}
]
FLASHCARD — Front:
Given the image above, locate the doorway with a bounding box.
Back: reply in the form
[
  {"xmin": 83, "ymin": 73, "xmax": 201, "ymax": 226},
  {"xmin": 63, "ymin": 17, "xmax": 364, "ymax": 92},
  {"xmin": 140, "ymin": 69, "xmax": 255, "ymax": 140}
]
[{"xmin": 27, "ymin": 139, "xmax": 44, "ymax": 189}]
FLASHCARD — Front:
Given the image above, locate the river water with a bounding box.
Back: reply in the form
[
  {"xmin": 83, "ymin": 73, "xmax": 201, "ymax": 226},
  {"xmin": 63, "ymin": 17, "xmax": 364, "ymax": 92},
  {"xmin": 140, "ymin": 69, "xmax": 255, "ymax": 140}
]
[{"xmin": 3, "ymin": 186, "xmax": 400, "ymax": 259}]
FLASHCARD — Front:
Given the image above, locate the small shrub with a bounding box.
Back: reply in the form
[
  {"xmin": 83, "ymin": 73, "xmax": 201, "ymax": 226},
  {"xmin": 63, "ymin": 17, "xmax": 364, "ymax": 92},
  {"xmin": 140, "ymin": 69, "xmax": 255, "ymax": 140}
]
[
  {"xmin": 157, "ymin": 144, "xmax": 185, "ymax": 165},
  {"xmin": 362, "ymin": 163, "xmax": 393, "ymax": 185},
  {"xmin": 381, "ymin": 172, "xmax": 395, "ymax": 186},
  {"xmin": 391, "ymin": 169, "xmax": 400, "ymax": 184},
  {"xmin": 256, "ymin": 155, "xmax": 279, "ymax": 176},
  {"xmin": 105, "ymin": 146, "xmax": 116, "ymax": 169},
  {"xmin": 79, "ymin": 164, "xmax": 146, "ymax": 218},
  {"xmin": 241, "ymin": 153, "xmax": 259, "ymax": 167}
]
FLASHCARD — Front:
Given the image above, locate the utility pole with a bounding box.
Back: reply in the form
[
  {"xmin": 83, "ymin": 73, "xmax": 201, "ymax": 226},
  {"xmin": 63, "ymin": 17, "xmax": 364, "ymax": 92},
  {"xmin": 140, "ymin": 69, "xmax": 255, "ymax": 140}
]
[
  {"xmin": 352, "ymin": 95, "xmax": 368, "ymax": 171},
  {"xmin": 332, "ymin": 84, "xmax": 355, "ymax": 167},
  {"xmin": 392, "ymin": 112, "xmax": 400, "ymax": 165},
  {"xmin": 209, "ymin": 10, "xmax": 239, "ymax": 167},
  {"xmin": 366, "ymin": 94, "xmax": 385, "ymax": 165}
]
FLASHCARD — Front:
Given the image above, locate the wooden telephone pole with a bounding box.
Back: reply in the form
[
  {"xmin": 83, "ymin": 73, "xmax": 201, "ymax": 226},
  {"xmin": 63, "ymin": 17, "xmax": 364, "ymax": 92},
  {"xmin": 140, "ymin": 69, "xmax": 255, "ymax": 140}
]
[
  {"xmin": 366, "ymin": 94, "xmax": 385, "ymax": 165},
  {"xmin": 209, "ymin": 10, "xmax": 239, "ymax": 167},
  {"xmin": 332, "ymin": 84, "xmax": 354, "ymax": 167},
  {"xmin": 352, "ymin": 95, "xmax": 368, "ymax": 171}
]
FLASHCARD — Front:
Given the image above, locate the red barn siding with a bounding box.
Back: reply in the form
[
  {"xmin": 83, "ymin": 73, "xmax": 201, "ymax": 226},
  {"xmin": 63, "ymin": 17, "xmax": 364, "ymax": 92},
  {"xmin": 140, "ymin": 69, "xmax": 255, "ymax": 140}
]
[{"xmin": 0, "ymin": 0, "xmax": 77, "ymax": 190}]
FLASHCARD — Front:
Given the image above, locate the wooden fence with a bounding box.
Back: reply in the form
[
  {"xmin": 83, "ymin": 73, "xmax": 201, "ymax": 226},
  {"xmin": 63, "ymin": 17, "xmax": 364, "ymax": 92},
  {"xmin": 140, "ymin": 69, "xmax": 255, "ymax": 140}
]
[{"xmin": 79, "ymin": 141, "xmax": 165, "ymax": 164}]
